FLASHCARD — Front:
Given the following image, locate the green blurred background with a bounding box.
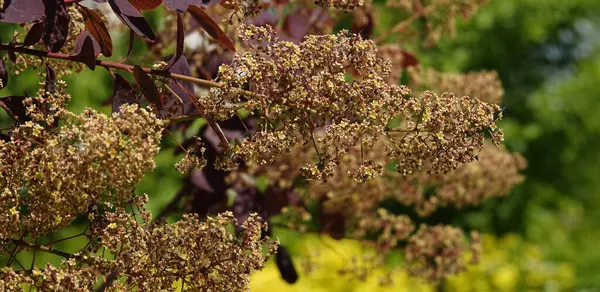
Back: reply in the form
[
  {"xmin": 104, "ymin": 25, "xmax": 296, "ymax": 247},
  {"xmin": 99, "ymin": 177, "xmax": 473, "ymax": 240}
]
[{"xmin": 2, "ymin": 0, "xmax": 600, "ymax": 290}]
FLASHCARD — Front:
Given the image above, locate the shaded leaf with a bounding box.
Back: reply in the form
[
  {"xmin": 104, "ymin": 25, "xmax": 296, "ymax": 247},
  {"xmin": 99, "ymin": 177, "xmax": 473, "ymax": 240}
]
[
  {"xmin": 132, "ymin": 65, "xmax": 162, "ymax": 108},
  {"xmin": 0, "ymin": 58, "xmax": 7, "ymax": 89},
  {"xmin": 45, "ymin": 63, "xmax": 56, "ymax": 93},
  {"xmin": 122, "ymin": 29, "xmax": 135, "ymax": 62},
  {"xmin": 248, "ymin": 10, "xmax": 278, "ymax": 27},
  {"xmin": 0, "ymin": 95, "xmax": 29, "ymax": 122},
  {"xmin": 108, "ymin": 0, "xmax": 157, "ymax": 42},
  {"xmin": 283, "ymin": 8, "xmax": 310, "ymax": 42},
  {"xmin": 72, "ymin": 33, "xmax": 98, "ymax": 70},
  {"xmin": 111, "ymin": 73, "xmax": 138, "ymax": 112},
  {"xmin": 80, "ymin": 5, "xmax": 113, "ymax": 57},
  {"xmin": 164, "ymin": 13, "xmax": 184, "ymax": 70},
  {"xmin": 128, "ymin": 0, "xmax": 162, "ymax": 10},
  {"xmin": 23, "ymin": 22, "xmax": 45, "ymax": 46},
  {"xmin": 165, "ymin": 56, "xmax": 197, "ymax": 116},
  {"xmin": 350, "ymin": 8, "xmax": 374, "ymax": 39},
  {"xmin": 164, "ymin": 0, "xmax": 218, "ymax": 11},
  {"xmin": 319, "ymin": 207, "xmax": 345, "ymax": 240},
  {"xmin": 188, "ymin": 5, "xmax": 235, "ymax": 51},
  {"xmin": 8, "ymin": 52, "xmax": 16, "ymax": 63},
  {"xmin": 275, "ymin": 246, "xmax": 298, "ymax": 284},
  {"xmin": 401, "ymin": 50, "xmax": 419, "ymax": 67},
  {"xmin": 43, "ymin": 0, "xmax": 70, "ymax": 53},
  {"xmin": 0, "ymin": 0, "xmax": 44, "ymax": 23}
]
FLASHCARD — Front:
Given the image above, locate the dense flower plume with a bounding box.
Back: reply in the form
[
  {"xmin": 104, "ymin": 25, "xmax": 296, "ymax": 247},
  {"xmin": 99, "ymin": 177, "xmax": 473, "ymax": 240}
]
[
  {"xmin": 397, "ymin": 143, "xmax": 526, "ymax": 215},
  {"xmin": 405, "ymin": 225, "xmax": 480, "ymax": 281},
  {"xmin": 0, "ymin": 0, "xmax": 528, "ymax": 288},
  {"xmin": 0, "ymin": 86, "xmax": 162, "ymax": 237},
  {"xmin": 206, "ymin": 25, "xmax": 503, "ymax": 181}
]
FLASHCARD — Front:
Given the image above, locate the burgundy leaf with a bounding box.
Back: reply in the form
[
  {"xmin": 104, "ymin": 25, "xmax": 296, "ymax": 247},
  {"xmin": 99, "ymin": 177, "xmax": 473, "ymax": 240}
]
[
  {"xmin": 164, "ymin": 13, "xmax": 184, "ymax": 70},
  {"xmin": 202, "ymin": 51, "xmax": 233, "ymax": 79},
  {"xmin": 164, "ymin": 0, "xmax": 189, "ymax": 12},
  {"xmin": 0, "ymin": 95, "xmax": 29, "ymax": 122},
  {"xmin": 275, "ymin": 246, "xmax": 298, "ymax": 284},
  {"xmin": 73, "ymin": 33, "xmax": 98, "ymax": 70},
  {"xmin": 0, "ymin": 0, "xmax": 44, "ymax": 24},
  {"xmin": 319, "ymin": 208, "xmax": 345, "ymax": 240},
  {"xmin": 350, "ymin": 8, "xmax": 374, "ymax": 39},
  {"xmin": 0, "ymin": 58, "xmax": 7, "ymax": 89},
  {"xmin": 188, "ymin": 5, "xmax": 235, "ymax": 51},
  {"xmin": 108, "ymin": 0, "xmax": 157, "ymax": 42},
  {"xmin": 164, "ymin": 0, "xmax": 218, "ymax": 11},
  {"xmin": 43, "ymin": 0, "xmax": 70, "ymax": 53},
  {"xmin": 122, "ymin": 29, "xmax": 135, "ymax": 62},
  {"xmin": 401, "ymin": 50, "xmax": 419, "ymax": 67},
  {"xmin": 165, "ymin": 56, "xmax": 197, "ymax": 116},
  {"xmin": 45, "ymin": 63, "xmax": 56, "ymax": 93},
  {"xmin": 80, "ymin": 5, "xmax": 113, "ymax": 57},
  {"xmin": 111, "ymin": 73, "xmax": 139, "ymax": 112},
  {"xmin": 7, "ymin": 52, "xmax": 16, "ymax": 64},
  {"xmin": 128, "ymin": 0, "xmax": 162, "ymax": 10},
  {"xmin": 132, "ymin": 65, "xmax": 162, "ymax": 108},
  {"xmin": 283, "ymin": 8, "xmax": 310, "ymax": 42},
  {"xmin": 248, "ymin": 10, "xmax": 278, "ymax": 27},
  {"xmin": 23, "ymin": 22, "xmax": 45, "ymax": 46}
]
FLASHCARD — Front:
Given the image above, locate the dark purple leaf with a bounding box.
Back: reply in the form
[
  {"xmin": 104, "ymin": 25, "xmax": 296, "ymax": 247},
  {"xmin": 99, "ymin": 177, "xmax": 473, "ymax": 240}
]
[
  {"xmin": 0, "ymin": 58, "xmax": 7, "ymax": 89},
  {"xmin": 80, "ymin": 5, "xmax": 113, "ymax": 57},
  {"xmin": 43, "ymin": 0, "xmax": 70, "ymax": 53},
  {"xmin": 187, "ymin": 5, "xmax": 235, "ymax": 51},
  {"xmin": 164, "ymin": 0, "xmax": 219, "ymax": 11},
  {"xmin": 319, "ymin": 207, "xmax": 345, "ymax": 240},
  {"xmin": 132, "ymin": 65, "xmax": 162, "ymax": 108},
  {"xmin": 23, "ymin": 22, "xmax": 45, "ymax": 46},
  {"xmin": 0, "ymin": 0, "xmax": 44, "ymax": 24},
  {"xmin": 122, "ymin": 29, "xmax": 135, "ymax": 62},
  {"xmin": 108, "ymin": 0, "xmax": 157, "ymax": 42},
  {"xmin": 72, "ymin": 33, "xmax": 98, "ymax": 70},
  {"xmin": 44, "ymin": 63, "xmax": 56, "ymax": 93},
  {"xmin": 73, "ymin": 31, "xmax": 101, "ymax": 55},
  {"xmin": 128, "ymin": 0, "xmax": 161, "ymax": 10},
  {"xmin": 350, "ymin": 8, "xmax": 374, "ymax": 39},
  {"xmin": 400, "ymin": 50, "xmax": 419, "ymax": 67},
  {"xmin": 283, "ymin": 8, "xmax": 310, "ymax": 42},
  {"xmin": 276, "ymin": 246, "xmax": 298, "ymax": 284},
  {"xmin": 0, "ymin": 95, "xmax": 29, "ymax": 122},
  {"xmin": 111, "ymin": 73, "xmax": 138, "ymax": 112},
  {"xmin": 8, "ymin": 51, "xmax": 16, "ymax": 63},
  {"xmin": 164, "ymin": 0, "xmax": 189, "ymax": 13},
  {"xmin": 247, "ymin": 10, "xmax": 278, "ymax": 27},
  {"xmin": 164, "ymin": 13, "xmax": 184, "ymax": 70},
  {"xmin": 164, "ymin": 56, "xmax": 197, "ymax": 116},
  {"xmin": 202, "ymin": 51, "xmax": 233, "ymax": 79}
]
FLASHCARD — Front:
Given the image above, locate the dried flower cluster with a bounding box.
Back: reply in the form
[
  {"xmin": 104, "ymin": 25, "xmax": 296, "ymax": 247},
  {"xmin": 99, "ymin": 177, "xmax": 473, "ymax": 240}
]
[
  {"xmin": 98, "ymin": 207, "xmax": 276, "ymax": 291},
  {"xmin": 409, "ymin": 66, "xmax": 505, "ymax": 104},
  {"xmin": 314, "ymin": 0, "xmax": 365, "ymax": 10},
  {"xmin": 0, "ymin": 84, "xmax": 162, "ymax": 237},
  {"xmin": 205, "ymin": 25, "xmax": 503, "ymax": 181},
  {"xmin": 1, "ymin": 203, "xmax": 276, "ymax": 291},
  {"xmin": 398, "ymin": 143, "xmax": 526, "ymax": 215},
  {"xmin": 405, "ymin": 225, "xmax": 480, "ymax": 281}
]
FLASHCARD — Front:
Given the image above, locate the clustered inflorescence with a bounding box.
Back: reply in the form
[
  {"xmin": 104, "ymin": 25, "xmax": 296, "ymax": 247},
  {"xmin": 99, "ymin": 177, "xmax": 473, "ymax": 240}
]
[
  {"xmin": 204, "ymin": 25, "xmax": 503, "ymax": 183},
  {"xmin": 0, "ymin": 76, "xmax": 276, "ymax": 290}
]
